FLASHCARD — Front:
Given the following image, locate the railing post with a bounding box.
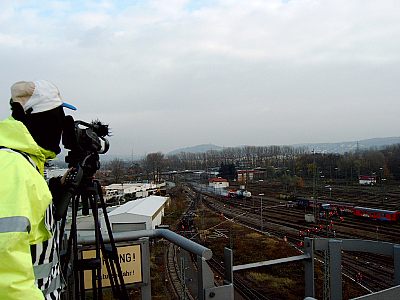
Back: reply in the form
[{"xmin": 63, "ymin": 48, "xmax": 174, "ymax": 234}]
[
  {"xmin": 304, "ymin": 237, "xmax": 315, "ymax": 298},
  {"xmin": 197, "ymin": 255, "xmax": 214, "ymax": 300},
  {"xmin": 394, "ymin": 244, "xmax": 400, "ymax": 286},
  {"xmin": 224, "ymin": 247, "xmax": 233, "ymax": 284},
  {"xmin": 197, "ymin": 255, "xmax": 204, "ymax": 300},
  {"xmin": 140, "ymin": 237, "xmax": 152, "ymax": 299},
  {"xmin": 329, "ymin": 239, "xmax": 342, "ymax": 300}
]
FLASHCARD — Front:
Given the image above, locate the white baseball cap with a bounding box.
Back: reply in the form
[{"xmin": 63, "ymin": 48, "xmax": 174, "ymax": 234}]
[{"xmin": 11, "ymin": 80, "xmax": 77, "ymax": 114}]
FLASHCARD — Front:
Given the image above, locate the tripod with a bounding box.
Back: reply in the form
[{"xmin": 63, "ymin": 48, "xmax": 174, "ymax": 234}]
[{"xmin": 61, "ymin": 178, "xmax": 128, "ymax": 300}]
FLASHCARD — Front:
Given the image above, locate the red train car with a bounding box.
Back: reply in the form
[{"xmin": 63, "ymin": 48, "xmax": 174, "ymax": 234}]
[
  {"xmin": 321, "ymin": 201, "xmax": 354, "ymax": 215},
  {"xmin": 352, "ymin": 207, "xmax": 400, "ymax": 222}
]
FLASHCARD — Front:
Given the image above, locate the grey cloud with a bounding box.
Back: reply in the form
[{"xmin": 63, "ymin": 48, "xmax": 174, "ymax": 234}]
[{"xmin": 1, "ymin": 0, "xmax": 400, "ymax": 155}]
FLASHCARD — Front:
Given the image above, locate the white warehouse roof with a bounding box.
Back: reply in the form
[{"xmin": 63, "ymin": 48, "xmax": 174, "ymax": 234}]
[
  {"xmin": 108, "ymin": 195, "xmax": 169, "ymax": 219},
  {"xmin": 105, "ymin": 183, "xmax": 156, "ymax": 192}
]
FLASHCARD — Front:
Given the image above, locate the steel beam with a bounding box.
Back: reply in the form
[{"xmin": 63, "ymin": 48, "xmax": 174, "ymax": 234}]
[
  {"xmin": 394, "ymin": 245, "xmax": 400, "ymax": 286},
  {"xmin": 205, "ymin": 285, "xmax": 234, "ymax": 300},
  {"xmin": 350, "ymin": 285, "xmax": 400, "ymax": 299},
  {"xmin": 329, "ymin": 240, "xmax": 342, "ymax": 300},
  {"xmin": 233, "ymin": 254, "xmax": 309, "ymax": 271},
  {"xmin": 197, "ymin": 256, "xmax": 215, "ymax": 300},
  {"xmin": 140, "ymin": 238, "xmax": 151, "ymax": 300},
  {"xmin": 224, "ymin": 248, "xmax": 233, "ymax": 284},
  {"xmin": 304, "ymin": 237, "xmax": 315, "ymax": 298},
  {"xmin": 314, "ymin": 238, "xmax": 394, "ymax": 256}
]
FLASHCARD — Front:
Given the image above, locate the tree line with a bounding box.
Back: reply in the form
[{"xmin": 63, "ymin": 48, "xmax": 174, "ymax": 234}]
[{"xmin": 103, "ymin": 144, "xmax": 400, "ymax": 183}]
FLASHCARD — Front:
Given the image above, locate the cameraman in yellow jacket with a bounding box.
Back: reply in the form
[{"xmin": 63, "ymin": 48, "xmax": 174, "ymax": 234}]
[{"xmin": 0, "ymin": 80, "xmax": 76, "ymax": 299}]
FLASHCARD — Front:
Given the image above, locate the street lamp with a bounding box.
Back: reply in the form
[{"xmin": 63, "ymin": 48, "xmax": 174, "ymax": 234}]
[
  {"xmin": 259, "ymin": 193, "xmax": 264, "ymax": 231},
  {"xmin": 380, "ymin": 167, "xmax": 385, "ymax": 205},
  {"xmin": 325, "ymin": 185, "xmax": 332, "ymax": 198},
  {"xmin": 319, "ymin": 171, "xmax": 324, "ymax": 196},
  {"xmin": 256, "ymin": 179, "xmax": 263, "ymax": 209}
]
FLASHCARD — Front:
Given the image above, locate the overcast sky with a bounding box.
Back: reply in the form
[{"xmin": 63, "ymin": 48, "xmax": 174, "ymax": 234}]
[{"xmin": 0, "ymin": 0, "xmax": 399, "ymax": 157}]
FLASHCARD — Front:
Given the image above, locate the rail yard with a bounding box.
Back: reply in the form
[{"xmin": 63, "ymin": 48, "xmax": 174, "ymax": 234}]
[{"xmin": 160, "ymin": 178, "xmax": 400, "ymax": 300}]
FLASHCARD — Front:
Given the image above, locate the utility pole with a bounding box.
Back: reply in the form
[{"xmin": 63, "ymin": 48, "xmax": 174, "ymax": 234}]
[
  {"xmin": 180, "ymin": 256, "xmax": 186, "ymax": 300},
  {"xmin": 380, "ymin": 167, "xmax": 386, "ymax": 205},
  {"xmin": 312, "ymin": 150, "xmax": 317, "ymax": 222},
  {"xmin": 230, "ymin": 226, "xmax": 234, "ymax": 250},
  {"xmin": 259, "ymin": 193, "xmax": 264, "ymax": 231},
  {"xmin": 323, "ymin": 250, "xmax": 331, "ymax": 300},
  {"xmin": 201, "ymin": 203, "xmax": 205, "ymax": 230},
  {"xmin": 323, "ymin": 206, "xmax": 332, "ymax": 300},
  {"xmin": 259, "ymin": 179, "xmax": 264, "ymax": 231}
]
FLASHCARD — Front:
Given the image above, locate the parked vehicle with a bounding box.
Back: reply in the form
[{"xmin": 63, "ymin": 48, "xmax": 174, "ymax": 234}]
[
  {"xmin": 353, "ymin": 207, "xmax": 400, "ymax": 222},
  {"xmin": 227, "ymin": 189, "xmax": 252, "ymax": 199},
  {"xmin": 294, "ymin": 197, "xmax": 399, "ymax": 222}
]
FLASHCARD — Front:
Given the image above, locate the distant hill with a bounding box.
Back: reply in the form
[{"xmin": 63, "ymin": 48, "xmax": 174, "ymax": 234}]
[
  {"xmin": 168, "ymin": 144, "xmax": 223, "ymax": 155},
  {"xmin": 294, "ymin": 137, "xmax": 400, "ymax": 154},
  {"xmin": 93, "ymin": 137, "xmax": 400, "ymax": 160},
  {"xmin": 167, "ymin": 137, "xmax": 400, "ymax": 156}
]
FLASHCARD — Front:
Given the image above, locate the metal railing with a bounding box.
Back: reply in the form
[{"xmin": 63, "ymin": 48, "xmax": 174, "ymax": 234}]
[
  {"xmin": 77, "ymin": 228, "xmax": 233, "ymax": 300},
  {"xmin": 223, "ymin": 237, "xmax": 400, "ymax": 300},
  {"xmin": 78, "ymin": 232, "xmax": 400, "ymax": 300},
  {"xmin": 313, "ymin": 238, "xmax": 400, "ymax": 300}
]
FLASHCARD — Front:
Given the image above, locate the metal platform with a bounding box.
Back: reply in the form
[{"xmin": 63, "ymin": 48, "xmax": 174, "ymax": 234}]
[{"xmin": 75, "ymin": 231, "xmax": 400, "ymax": 300}]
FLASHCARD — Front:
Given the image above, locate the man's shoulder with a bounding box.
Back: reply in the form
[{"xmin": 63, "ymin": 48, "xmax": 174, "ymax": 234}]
[{"xmin": 0, "ymin": 148, "xmax": 39, "ymax": 173}]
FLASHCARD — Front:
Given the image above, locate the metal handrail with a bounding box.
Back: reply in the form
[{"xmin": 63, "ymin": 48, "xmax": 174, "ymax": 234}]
[{"xmin": 77, "ymin": 228, "xmax": 213, "ymax": 260}]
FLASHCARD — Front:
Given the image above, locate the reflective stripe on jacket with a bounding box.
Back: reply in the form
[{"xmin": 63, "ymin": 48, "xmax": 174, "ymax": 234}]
[
  {"xmin": 32, "ymin": 203, "xmax": 64, "ymax": 299},
  {"xmin": 0, "ymin": 117, "xmax": 55, "ymax": 299}
]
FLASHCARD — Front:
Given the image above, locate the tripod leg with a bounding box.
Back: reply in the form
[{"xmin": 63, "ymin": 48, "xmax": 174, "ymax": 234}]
[
  {"xmin": 91, "ymin": 270, "xmax": 97, "ymax": 300},
  {"xmin": 99, "ymin": 237, "xmax": 121, "ymax": 297},
  {"xmin": 87, "ymin": 192, "xmax": 103, "ymax": 300},
  {"xmin": 71, "ymin": 180, "xmax": 128, "ymax": 300},
  {"xmin": 69, "ymin": 194, "xmax": 82, "ymax": 299},
  {"xmin": 95, "ymin": 180, "xmax": 128, "ymax": 299},
  {"xmin": 90, "ymin": 184, "xmax": 124, "ymax": 299}
]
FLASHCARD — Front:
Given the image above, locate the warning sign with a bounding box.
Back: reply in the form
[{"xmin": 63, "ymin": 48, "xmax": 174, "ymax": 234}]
[{"xmin": 82, "ymin": 244, "xmax": 142, "ymax": 289}]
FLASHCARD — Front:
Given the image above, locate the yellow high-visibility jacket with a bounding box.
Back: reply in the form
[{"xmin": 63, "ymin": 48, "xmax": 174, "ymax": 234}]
[{"xmin": 0, "ymin": 117, "xmax": 56, "ymax": 299}]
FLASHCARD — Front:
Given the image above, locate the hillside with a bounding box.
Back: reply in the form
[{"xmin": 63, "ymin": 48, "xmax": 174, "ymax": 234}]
[
  {"xmin": 167, "ymin": 144, "xmax": 223, "ymax": 155},
  {"xmin": 168, "ymin": 137, "xmax": 400, "ymax": 156}
]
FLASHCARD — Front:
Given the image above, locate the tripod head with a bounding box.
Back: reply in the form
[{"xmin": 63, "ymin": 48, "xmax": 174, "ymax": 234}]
[
  {"xmin": 53, "ymin": 116, "xmax": 110, "ymax": 220},
  {"xmin": 63, "ymin": 116, "xmax": 109, "ymax": 175}
]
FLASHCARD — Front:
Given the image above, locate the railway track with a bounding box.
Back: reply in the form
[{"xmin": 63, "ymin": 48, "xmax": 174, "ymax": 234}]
[
  {"xmin": 245, "ymin": 181, "xmax": 400, "ymax": 211},
  {"xmin": 216, "ymin": 188, "xmax": 400, "ymax": 243},
  {"xmin": 183, "ymin": 186, "xmax": 276, "ymax": 299},
  {"xmin": 207, "ymin": 257, "xmax": 271, "ymax": 300},
  {"xmin": 196, "ymin": 187, "xmax": 397, "ymax": 293},
  {"xmin": 166, "ymin": 242, "xmax": 195, "ymax": 300}
]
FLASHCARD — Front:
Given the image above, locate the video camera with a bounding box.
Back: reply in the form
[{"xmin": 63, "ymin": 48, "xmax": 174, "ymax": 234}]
[
  {"xmin": 62, "ymin": 115, "xmax": 110, "ymax": 170},
  {"xmin": 54, "ymin": 115, "xmax": 110, "ymax": 220}
]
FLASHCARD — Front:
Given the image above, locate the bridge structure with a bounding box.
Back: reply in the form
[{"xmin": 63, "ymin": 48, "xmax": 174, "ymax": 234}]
[{"xmin": 74, "ymin": 230, "xmax": 400, "ymax": 300}]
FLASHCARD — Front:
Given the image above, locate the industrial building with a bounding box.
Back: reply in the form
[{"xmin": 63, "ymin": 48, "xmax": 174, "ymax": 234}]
[
  {"xmin": 70, "ymin": 195, "xmax": 170, "ymax": 237},
  {"xmin": 358, "ymin": 175, "xmax": 377, "ymax": 185},
  {"xmin": 105, "ymin": 195, "xmax": 170, "ymax": 232},
  {"xmin": 208, "ymin": 177, "xmax": 229, "ymax": 188},
  {"xmin": 104, "ymin": 182, "xmax": 166, "ymax": 201}
]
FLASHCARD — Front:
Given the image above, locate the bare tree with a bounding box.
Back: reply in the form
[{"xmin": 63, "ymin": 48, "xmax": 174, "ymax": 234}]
[
  {"xmin": 108, "ymin": 158, "xmax": 125, "ymax": 183},
  {"xmin": 143, "ymin": 152, "xmax": 165, "ymax": 183}
]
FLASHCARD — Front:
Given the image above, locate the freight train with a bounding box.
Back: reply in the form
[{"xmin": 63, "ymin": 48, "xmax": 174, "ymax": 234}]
[
  {"xmin": 295, "ymin": 197, "xmax": 400, "ymax": 222},
  {"xmin": 199, "ymin": 184, "xmax": 252, "ymax": 200},
  {"xmin": 227, "ymin": 189, "xmax": 252, "ymax": 199}
]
